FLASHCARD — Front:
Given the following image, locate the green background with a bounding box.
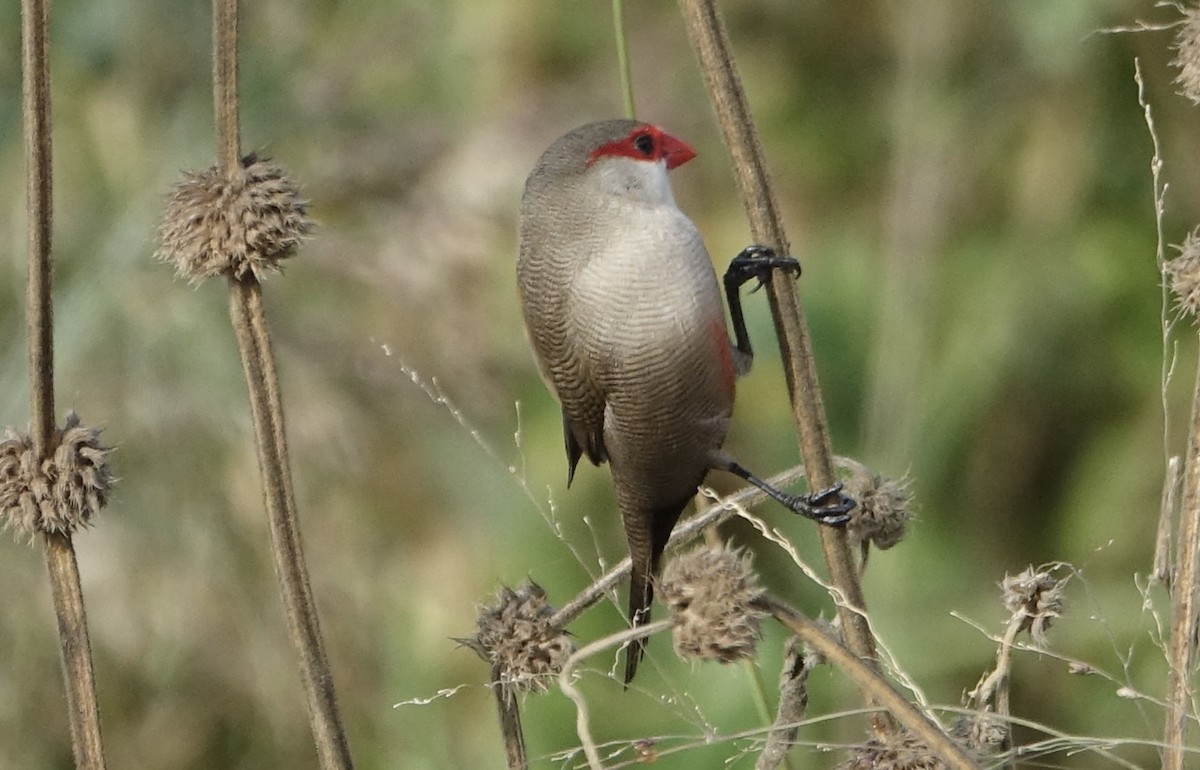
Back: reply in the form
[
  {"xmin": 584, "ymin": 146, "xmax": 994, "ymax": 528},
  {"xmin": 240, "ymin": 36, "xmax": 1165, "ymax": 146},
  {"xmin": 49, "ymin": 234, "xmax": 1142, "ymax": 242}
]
[{"xmin": 1, "ymin": 0, "xmax": 1196, "ymax": 767}]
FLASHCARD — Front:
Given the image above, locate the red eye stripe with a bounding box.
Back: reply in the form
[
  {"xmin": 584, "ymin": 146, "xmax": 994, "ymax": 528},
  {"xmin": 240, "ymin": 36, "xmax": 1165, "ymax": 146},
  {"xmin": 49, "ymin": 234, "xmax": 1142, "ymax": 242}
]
[{"xmin": 587, "ymin": 124, "xmax": 697, "ymax": 170}]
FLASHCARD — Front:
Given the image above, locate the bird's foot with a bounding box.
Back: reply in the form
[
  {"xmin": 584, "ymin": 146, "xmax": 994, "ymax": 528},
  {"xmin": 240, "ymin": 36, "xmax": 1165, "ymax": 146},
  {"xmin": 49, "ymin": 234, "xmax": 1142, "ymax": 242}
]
[
  {"xmin": 779, "ymin": 482, "xmax": 854, "ymax": 526},
  {"xmin": 726, "ymin": 245, "xmax": 801, "ymax": 294}
]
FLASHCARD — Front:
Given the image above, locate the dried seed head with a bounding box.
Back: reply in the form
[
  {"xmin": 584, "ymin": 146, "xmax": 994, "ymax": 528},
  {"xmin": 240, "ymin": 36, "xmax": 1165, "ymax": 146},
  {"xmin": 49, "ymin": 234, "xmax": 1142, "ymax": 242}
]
[
  {"xmin": 1165, "ymin": 229, "xmax": 1200, "ymax": 319},
  {"xmin": 156, "ymin": 154, "xmax": 311, "ymax": 283},
  {"xmin": 1173, "ymin": 5, "xmax": 1200, "ymax": 105},
  {"xmin": 835, "ymin": 733, "xmax": 949, "ymax": 770},
  {"xmin": 458, "ymin": 582, "xmax": 573, "ymax": 694},
  {"xmin": 659, "ymin": 546, "xmax": 766, "ymax": 664},
  {"xmin": 1001, "ymin": 566, "xmax": 1066, "ymax": 646},
  {"xmin": 0, "ymin": 413, "xmax": 115, "ymax": 539},
  {"xmin": 951, "ymin": 712, "xmax": 1008, "ymax": 756},
  {"xmin": 843, "ymin": 467, "xmax": 913, "ymax": 551}
]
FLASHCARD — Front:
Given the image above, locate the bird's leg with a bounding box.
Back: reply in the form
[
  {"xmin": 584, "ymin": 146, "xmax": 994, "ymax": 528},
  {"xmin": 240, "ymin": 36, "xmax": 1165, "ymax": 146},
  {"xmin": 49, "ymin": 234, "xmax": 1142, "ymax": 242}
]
[
  {"xmin": 723, "ymin": 245, "xmax": 801, "ymax": 362},
  {"xmin": 717, "ymin": 456, "xmax": 854, "ymax": 525}
]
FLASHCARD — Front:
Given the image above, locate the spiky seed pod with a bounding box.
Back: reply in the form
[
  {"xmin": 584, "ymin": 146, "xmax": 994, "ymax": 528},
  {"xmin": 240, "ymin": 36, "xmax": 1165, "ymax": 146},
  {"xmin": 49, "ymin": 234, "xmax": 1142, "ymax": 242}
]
[
  {"xmin": 1165, "ymin": 228, "xmax": 1200, "ymax": 319},
  {"xmin": 1001, "ymin": 566, "xmax": 1066, "ymax": 646},
  {"xmin": 950, "ymin": 712, "xmax": 1007, "ymax": 757},
  {"xmin": 658, "ymin": 546, "xmax": 766, "ymax": 664},
  {"xmin": 459, "ymin": 582, "xmax": 574, "ymax": 694},
  {"xmin": 156, "ymin": 153, "xmax": 311, "ymax": 283},
  {"xmin": 842, "ymin": 466, "xmax": 913, "ymax": 551},
  {"xmin": 0, "ymin": 413, "xmax": 115, "ymax": 539},
  {"xmin": 835, "ymin": 733, "xmax": 948, "ymax": 770},
  {"xmin": 1173, "ymin": 5, "xmax": 1200, "ymax": 105}
]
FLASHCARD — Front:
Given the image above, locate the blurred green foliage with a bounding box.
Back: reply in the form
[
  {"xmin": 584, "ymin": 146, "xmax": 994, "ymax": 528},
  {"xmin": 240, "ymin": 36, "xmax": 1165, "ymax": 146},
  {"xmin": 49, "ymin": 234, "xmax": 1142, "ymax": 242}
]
[{"xmin": 2, "ymin": 0, "xmax": 1199, "ymax": 767}]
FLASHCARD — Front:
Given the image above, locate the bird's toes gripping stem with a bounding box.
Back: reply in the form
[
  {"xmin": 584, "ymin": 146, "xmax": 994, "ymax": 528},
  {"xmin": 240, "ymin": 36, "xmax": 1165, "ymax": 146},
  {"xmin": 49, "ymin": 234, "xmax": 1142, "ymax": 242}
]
[
  {"xmin": 726, "ymin": 245, "xmax": 801, "ymax": 294},
  {"xmin": 781, "ymin": 482, "xmax": 855, "ymax": 526}
]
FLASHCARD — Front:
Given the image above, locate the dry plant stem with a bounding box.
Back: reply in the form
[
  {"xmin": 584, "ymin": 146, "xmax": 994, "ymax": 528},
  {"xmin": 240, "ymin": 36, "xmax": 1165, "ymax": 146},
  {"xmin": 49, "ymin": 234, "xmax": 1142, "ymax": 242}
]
[
  {"xmin": 755, "ymin": 641, "xmax": 805, "ymax": 770},
  {"xmin": 491, "ymin": 664, "xmax": 528, "ymax": 770},
  {"xmin": 1140, "ymin": 60, "xmax": 1179, "ymax": 590},
  {"xmin": 228, "ymin": 282, "xmax": 353, "ymax": 769},
  {"xmin": 1156, "ymin": 456, "xmax": 1181, "ymax": 587},
  {"xmin": 760, "ymin": 597, "xmax": 980, "ymax": 770},
  {"xmin": 611, "ymin": 0, "xmax": 635, "ymax": 119},
  {"xmin": 213, "ymin": 0, "xmax": 240, "ymax": 172},
  {"xmin": 43, "ymin": 534, "xmax": 106, "ymax": 769},
  {"xmin": 212, "ymin": 2, "xmax": 351, "ymax": 766},
  {"xmin": 24, "ymin": 0, "xmax": 107, "ymax": 766},
  {"xmin": 967, "ymin": 616, "xmax": 1020, "ymax": 769},
  {"xmin": 676, "ymin": 0, "xmax": 886, "ymax": 734},
  {"xmin": 1164, "ymin": 347, "xmax": 1200, "ymax": 770},
  {"xmin": 559, "ymin": 619, "xmax": 675, "ymax": 770},
  {"xmin": 23, "ymin": 0, "xmax": 53, "ymax": 450}
]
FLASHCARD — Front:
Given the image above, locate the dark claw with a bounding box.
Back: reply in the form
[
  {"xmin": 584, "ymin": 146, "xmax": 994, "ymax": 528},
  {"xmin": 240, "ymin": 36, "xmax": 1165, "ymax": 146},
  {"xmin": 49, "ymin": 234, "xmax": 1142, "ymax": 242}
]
[
  {"xmin": 727, "ymin": 245, "xmax": 801, "ymax": 294},
  {"xmin": 781, "ymin": 482, "xmax": 855, "ymax": 527}
]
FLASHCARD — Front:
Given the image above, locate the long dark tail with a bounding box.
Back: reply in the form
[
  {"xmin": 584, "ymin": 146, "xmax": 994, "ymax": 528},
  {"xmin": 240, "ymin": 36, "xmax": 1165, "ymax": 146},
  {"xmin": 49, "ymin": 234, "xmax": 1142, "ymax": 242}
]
[{"xmin": 623, "ymin": 495, "xmax": 692, "ymax": 685}]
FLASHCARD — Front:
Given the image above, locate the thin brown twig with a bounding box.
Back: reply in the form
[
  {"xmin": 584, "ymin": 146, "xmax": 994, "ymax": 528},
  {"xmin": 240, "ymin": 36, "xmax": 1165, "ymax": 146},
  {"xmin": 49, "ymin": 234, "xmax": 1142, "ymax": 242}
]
[
  {"xmin": 228, "ymin": 281, "xmax": 354, "ymax": 769},
  {"xmin": 676, "ymin": 0, "xmax": 889, "ymax": 735},
  {"xmin": 42, "ymin": 532, "xmax": 107, "ymax": 770},
  {"xmin": 491, "ymin": 664, "xmax": 528, "ymax": 770},
  {"xmin": 22, "ymin": 0, "xmax": 53, "ymax": 458},
  {"xmin": 23, "ymin": 0, "xmax": 107, "ymax": 766},
  {"xmin": 964, "ymin": 613, "xmax": 1022, "ymax": 769},
  {"xmin": 755, "ymin": 638, "xmax": 808, "ymax": 770},
  {"xmin": 213, "ymin": 0, "xmax": 240, "ymax": 174},
  {"xmin": 759, "ymin": 597, "xmax": 980, "ymax": 770},
  {"xmin": 211, "ymin": 1, "xmax": 353, "ymax": 766}
]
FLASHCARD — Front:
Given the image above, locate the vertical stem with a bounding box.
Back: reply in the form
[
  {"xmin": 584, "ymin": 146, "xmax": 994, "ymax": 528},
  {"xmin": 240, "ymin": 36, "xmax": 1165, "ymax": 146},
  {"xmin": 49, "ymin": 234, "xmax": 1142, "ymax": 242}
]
[
  {"xmin": 44, "ymin": 533, "xmax": 107, "ymax": 770},
  {"xmin": 612, "ymin": 0, "xmax": 636, "ymax": 119},
  {"xmin": 211, "ymin": 2, "xmax": 351, "ymax": 765},
  {"xmin": 213, "ymin": 0, "xmax": 240, "ymax": 173},
  {"xmin": 492, "ymin": 671, "xmax": 528, "ymax": 770},
  {"xmin": 24, "ymin": 0, "xmax": 107, "ymax": 766},
  {"xmin": 1164, "ymin": 345, "xmax": 1200, "ymax": 770},
  {"xmin": 24, "ymin": 0, "xmax": 54, "ymax": 455},
  {"xmin": 753, "ymin": 643, "xmax": 801, "ymax": 770},
  {"xmin": 675, "ymin": 0, "xmax": 890, "ymax": 735},
  {"xmin": 228, "ymin": 282, "xmax": 354, "ymax": 769}
]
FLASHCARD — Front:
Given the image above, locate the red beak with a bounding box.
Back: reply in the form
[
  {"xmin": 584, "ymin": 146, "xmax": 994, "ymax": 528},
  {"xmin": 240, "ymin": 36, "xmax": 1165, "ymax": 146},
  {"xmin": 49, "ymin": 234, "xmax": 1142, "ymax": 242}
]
[{"xmin": 661, "ymin": 133, "xmax": 697, "ymax": 170}]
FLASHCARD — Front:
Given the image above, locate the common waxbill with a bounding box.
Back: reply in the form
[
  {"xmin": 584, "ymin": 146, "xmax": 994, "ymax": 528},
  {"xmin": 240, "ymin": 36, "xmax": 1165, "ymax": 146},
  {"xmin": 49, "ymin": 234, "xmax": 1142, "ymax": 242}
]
[{"xmin": 517, "ymin": 119, "xmax": 853, "ymax": 684}]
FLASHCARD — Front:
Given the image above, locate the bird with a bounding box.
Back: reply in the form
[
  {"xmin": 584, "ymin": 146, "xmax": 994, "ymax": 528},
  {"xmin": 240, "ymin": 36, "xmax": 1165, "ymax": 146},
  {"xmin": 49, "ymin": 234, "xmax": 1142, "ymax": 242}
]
[{"xmin": 516, "ymin": 119, "xmax": 853, "ymax": 684}]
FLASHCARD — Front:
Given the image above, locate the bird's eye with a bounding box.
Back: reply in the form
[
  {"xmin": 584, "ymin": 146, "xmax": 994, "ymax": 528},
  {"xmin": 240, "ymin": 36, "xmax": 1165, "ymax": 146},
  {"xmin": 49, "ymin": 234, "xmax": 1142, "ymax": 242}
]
[{"xmin": 633, "ymin": 133, "xmax": 655, "ymax": 157}]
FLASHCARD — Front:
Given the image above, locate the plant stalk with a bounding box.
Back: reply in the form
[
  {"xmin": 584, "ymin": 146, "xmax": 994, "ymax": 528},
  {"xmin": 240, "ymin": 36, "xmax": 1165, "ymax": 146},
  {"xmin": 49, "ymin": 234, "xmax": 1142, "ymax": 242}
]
[
  {"xmin": 228, "ymin": 281, "xmax": 354, "ymax": 769},
  {"xmin": 492, "ymin": 664, "xmax": 528, "ymax": 770},
  {"xmin": 212, "ymin": 1, "xmax": 353, "ymax": 765},
  {"xmin": 762, "ymin": 597, "xmax": 980, "ymax": 770},
  {"xmin": 676, "ymin": 0, "xmax": 889, "ymax": 735},
  {"xmin": 1164, "ymin": 344, "xmax": 1200, "ymax": 770},
  {"xmin": 611, "ymin": 0, "xmax": 636, "ymax": 119},
  {"xmin": 24, "ymin": 0, "xmax": 107, "ymax": 765}
]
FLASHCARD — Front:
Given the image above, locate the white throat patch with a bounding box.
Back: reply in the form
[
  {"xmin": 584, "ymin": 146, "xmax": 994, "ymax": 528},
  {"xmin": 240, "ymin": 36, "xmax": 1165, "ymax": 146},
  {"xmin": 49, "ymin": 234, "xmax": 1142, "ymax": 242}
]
[{"xmin": 593, "ymin": 158, "xmax": 678, "ymax": 208}]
